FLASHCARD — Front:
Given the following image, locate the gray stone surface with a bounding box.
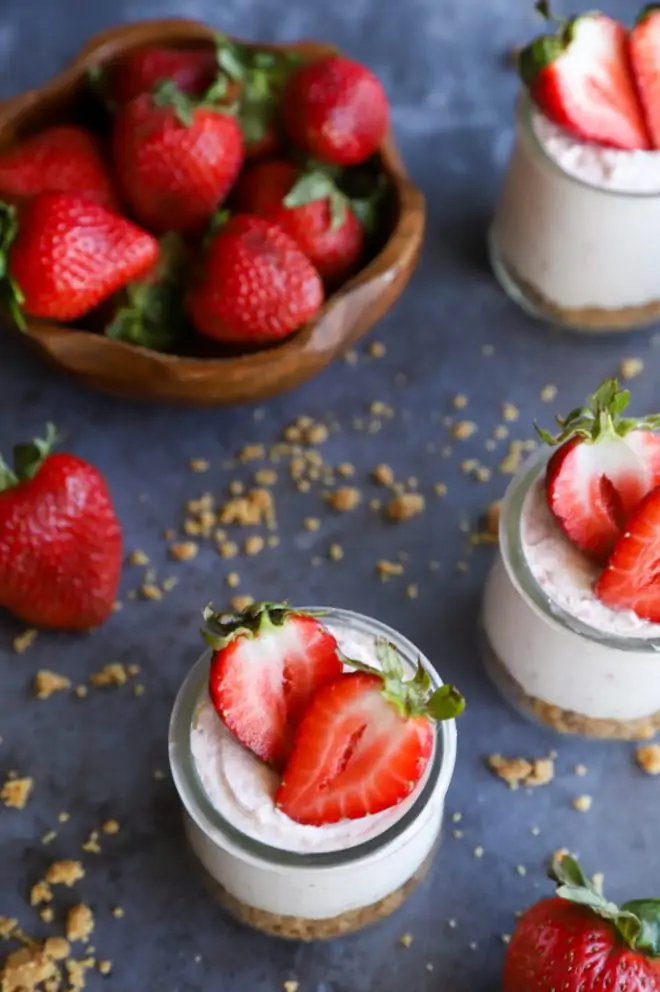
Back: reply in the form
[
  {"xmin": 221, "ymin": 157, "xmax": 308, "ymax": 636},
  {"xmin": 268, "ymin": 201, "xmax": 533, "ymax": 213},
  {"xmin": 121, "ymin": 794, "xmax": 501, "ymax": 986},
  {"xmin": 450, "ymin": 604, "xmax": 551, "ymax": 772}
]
[{"xmin": 0, "ymin": 1, "xmax": 658, "ymax": 990}]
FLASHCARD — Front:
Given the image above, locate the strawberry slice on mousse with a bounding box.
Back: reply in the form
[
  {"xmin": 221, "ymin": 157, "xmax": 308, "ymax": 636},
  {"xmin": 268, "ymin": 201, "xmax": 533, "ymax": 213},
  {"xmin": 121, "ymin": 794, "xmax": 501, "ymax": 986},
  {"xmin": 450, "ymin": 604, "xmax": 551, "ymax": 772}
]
[
  {"xmin": 629, "ymin": 5, "xmax": 660, "ymax": 149},
  {"xmin": 276, "ymin": 641, "xmax": 465, "ymax": 827},
  {"xmin": 518, "ymin": 3, "xmax": 651, "ymax": 150},
  {"xmin": 539, "ymin": 380, "xmax": 660, "ymax": 563},
  {"xmin": 595, "ymin": 487, "xmax": 660, "ymax": 622},
  {"xmin": 203, "ymin": 602, "xmax": 343, "ymax": 770}
]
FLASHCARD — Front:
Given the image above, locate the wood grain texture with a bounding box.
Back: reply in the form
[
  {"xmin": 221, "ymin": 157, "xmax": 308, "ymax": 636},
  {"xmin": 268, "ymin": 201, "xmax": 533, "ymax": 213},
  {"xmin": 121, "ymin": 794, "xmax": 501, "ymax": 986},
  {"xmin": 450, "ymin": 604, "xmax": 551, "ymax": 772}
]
[{"xmin": 0, "ymin": 19, "xmax": 425, "ymax": 406}]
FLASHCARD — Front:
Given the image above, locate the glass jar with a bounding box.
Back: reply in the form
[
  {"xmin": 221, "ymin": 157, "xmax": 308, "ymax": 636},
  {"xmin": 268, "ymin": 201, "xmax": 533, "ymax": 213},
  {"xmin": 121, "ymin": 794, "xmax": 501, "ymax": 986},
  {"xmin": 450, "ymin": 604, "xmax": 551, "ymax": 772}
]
[
  {"xmin": 482, "ymin": 449, "xmax": 660, "ymax": 740},
  {"xmin": 489, "ymin": 94, "xmax": 660, "ymax": 333},
  {"xmin": 168, "ymin": 607, "xmax": 458, "ymax": 940}
]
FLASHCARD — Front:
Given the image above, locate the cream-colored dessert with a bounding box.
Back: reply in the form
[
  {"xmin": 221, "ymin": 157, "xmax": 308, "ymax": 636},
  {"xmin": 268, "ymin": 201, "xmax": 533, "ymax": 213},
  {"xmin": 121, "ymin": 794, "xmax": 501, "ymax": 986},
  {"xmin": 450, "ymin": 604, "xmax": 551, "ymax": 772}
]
[
  {"xmin": 169, "ymin": 607, "xmax": 460, "ymax": 939},
  {"xmin": 490, "ymin": 10, "xmax": 660, "ymax": 332},
  {"xmin": 482, "ymin": 382, "xmax": 660, "ymax": 739}
]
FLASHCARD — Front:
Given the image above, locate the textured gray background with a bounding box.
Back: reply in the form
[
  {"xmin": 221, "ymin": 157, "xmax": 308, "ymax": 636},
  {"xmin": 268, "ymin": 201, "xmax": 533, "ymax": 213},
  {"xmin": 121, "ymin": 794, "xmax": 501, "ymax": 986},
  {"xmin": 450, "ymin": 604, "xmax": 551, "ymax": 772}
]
[{"xmin": 1, "ymin": 1, "xmax": 658, "ymax": 990}]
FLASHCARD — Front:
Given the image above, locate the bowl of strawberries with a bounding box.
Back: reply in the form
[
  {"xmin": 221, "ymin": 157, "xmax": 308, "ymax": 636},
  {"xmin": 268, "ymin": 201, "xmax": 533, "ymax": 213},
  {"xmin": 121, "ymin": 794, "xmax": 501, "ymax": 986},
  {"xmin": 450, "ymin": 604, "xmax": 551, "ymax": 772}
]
[{"xmin": 0, "ymin": 18, "xmax": 424, "ymax": 405}]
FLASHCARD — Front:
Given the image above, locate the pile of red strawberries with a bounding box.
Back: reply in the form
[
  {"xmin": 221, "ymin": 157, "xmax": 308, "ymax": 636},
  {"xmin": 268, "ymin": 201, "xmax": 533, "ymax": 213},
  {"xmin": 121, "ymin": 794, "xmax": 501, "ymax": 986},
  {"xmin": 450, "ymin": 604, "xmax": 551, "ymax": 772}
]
[{"xmin": 0, "ymin": 34, "xmax": 390, "ymax": 352}]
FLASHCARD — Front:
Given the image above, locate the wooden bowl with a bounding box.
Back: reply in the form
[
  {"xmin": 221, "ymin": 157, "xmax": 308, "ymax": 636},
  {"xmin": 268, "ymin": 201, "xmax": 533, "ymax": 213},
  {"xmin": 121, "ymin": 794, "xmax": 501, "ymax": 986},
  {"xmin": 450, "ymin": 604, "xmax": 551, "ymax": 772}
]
[{"xmin": 0, "ymin": 20, "xmax": 425, "ymax": 406}]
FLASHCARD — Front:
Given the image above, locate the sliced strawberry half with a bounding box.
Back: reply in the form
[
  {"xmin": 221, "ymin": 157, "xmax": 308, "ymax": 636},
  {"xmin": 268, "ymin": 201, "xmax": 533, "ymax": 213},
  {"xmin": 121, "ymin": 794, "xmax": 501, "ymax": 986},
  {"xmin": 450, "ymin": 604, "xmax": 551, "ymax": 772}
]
[
  {"xmin": 595, "ymin": 486, "xmax": 660, "ymax": 621},
  {"xmin": 518, "ymin": 6, "xmax": 651, "ymax": 150},
  {"xmin": 540, "ymin": 379, "xmax": 660, "ymax": 562},
  {"xmin": 629, "ymin": 5, "xmax": 660, "ymax": 149},
  {"xmin": 203, "ymin": 602, "xmax": 343, "ymax": 769},
  {"xmin": 276, "ymin": 641, "xmax": 465, "ymax": 826}
]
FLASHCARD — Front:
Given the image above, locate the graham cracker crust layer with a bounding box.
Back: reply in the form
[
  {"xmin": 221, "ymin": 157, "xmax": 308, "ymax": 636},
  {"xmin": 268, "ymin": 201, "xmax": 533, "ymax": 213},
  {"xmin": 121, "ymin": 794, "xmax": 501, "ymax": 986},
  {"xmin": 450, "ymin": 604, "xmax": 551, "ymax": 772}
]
[
  {"xmin": 503, "ymin": 256, "xmax": 660, "ymax": 332},
  {"xmin": 194, "ymin": 847, "xmax": 435, "ymax": 940},
  {"xmin": 483, "ymin": 635, "xmax": 660, "ymax": 741}
]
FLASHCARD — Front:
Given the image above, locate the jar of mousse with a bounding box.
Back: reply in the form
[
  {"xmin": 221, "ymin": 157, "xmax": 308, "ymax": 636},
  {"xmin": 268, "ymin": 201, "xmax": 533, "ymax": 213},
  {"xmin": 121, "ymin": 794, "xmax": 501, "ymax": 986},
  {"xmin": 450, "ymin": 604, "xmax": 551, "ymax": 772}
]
[
  {"xmin": 169, "ymin": 606, "xmax": 461, "ymax": 940},
  {"xmin": 482, "ymin": 443, "xmax": 660, "ymax": 741},
  {"xmin": 490, "ymin": 94, "xmax": 660, "ymax": 333}
]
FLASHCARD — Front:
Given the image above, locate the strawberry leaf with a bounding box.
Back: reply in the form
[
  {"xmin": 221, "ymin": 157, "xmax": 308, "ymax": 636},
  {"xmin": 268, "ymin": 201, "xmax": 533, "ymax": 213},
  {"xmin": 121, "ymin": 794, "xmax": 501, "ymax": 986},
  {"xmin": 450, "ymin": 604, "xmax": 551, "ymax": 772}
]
[
  {"xmin": 202, "ymin": 600, "xmax": 328, "ymax": 650},
  {"xmin": 621, "ymin": 900, "xmax": 660, "ymax": 957},
  {"xmin": 0, "ymin": 457, "xmax": 18, "ymax": 491},
  {"xmin": 11, "ymin": 423, "xmax": 59, "ymax": 484},
  {"xmin": 0, "ymin": 200, "xmax": 26, "ymax": 331},
  {"xmin": 152, "ymin": 80, "xmax": 197, "ymax": 126},
  {"xmin": 426, "ymin": 684, "xmax": 466, "ymax": 721},
  {"xmin": 536, "ymin": 378, "xmax": 660, "ymax": 447}
]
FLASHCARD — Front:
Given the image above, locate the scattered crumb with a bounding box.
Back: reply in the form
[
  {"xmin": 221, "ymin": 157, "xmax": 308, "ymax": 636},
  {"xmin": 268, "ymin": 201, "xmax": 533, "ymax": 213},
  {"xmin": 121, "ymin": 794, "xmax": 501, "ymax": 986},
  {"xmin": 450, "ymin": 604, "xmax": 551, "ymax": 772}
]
[
  {"xmin": 572, "ymin": 795, "xmax": 593, "ymax": 812},
  {"xmin": 66, "ymin": 904, "xmax": 94, "ymax": 943},
  {"xmin": 75, "ymin": 685, "xmax": 88, "ymax": 699},
  {"xmin": 620, "ymin": 357, "xmax": 644, "ymax": 381},
  {"xmin": 111, "ymin": 907, "xmax": 124, "ymax": 919},
  {"xmin": 434, "ymin": 482, "xmax": 448, "ymax": 497},
  {"xmin": 574, "ymin": 763, "xmax": 588, "ymax": 777},
  {"xmin": 0, "ymin": 945, "xmax": 57, "ymax": 991},
  {"xmin": 82, "ymin": 831, "xmax": 101, "ymax": 854},
  {"xmin": 474, "ymin": 846, "xmax": 484, "ymax": 859},
  {"xmin": 452, "ymin": 812, "xmax": 462, "ymax": 823},
  {"xmin": 369, "ymin": 341, "xmax": 386, "ymax": 358},
  {"xmin": 254, "ymin": 468, "xmax": 277, "ymax": 486},
  {"xmin": 244, "ymin": 535, "xmax": 264, "ymax": 556},
  {"xmin": 218, "ymin": 540, "xmax": 239, "ymax": 559},
  {"xmin": 140, "ymin": 583, "xmax": 162, "ymax": 601},
  {"xmin": 452, "ymin": 421, "xmax": 477, "ymax": 440},
  {"xmin": 34, "ymin": 670, "xmax": 71, "ymax": 700},
  {"xmin": 41, "ymin": 831, "xmax": 57, "ymax": 846},
  {"xmin": 98, "ymin": 960, "xmax": 112, "ymax": 976},
  {"xmin": 452, "ymin": 829, "xmax": 463, "ymax": 839},
  {"xmin": 487, "ymin": 754, "xmax": 554, "ymax": 789},
  {"xmin": 1, "ymin": 776, "xmax": 33, "ymax": 809},
  {"xmin": 128, "ymin": 549, "xmax": 149, "ymax": 566},
  {"xmin": 484, "ymin": 501, "xmax": 501, "ymax": 539},
  {"xmin": 304, "ymin": 517, "xmax": 320, "ymax": 532},
  {"xmin": 101, "ymin": 820, "xmax": 119, "ymax": 835},
  {"xmin": 226, "ymin": 572, "xmax": 240, "ymax": 589},
  {"xmin": 501, "ymin": 934, "xmax": 511, "ymax": 945},
  {"xmin": 387, "ymin": 493, "xmax": 425, "ymax": 522},
  {"xmin": 283, "ymin": 982, "xmax": 299, "ymax": 992},
  {"xmin": 453, "ymin": 394, "xmax": 468, "ymax": 409},
  {"xmin": 45, "ymin": 860, "xmax": 85, "ymax": 887},
  {"xmin": 540, "ymin": 384, "xmax": 557, "ymax": 403},
  {"xmin": 372, "ymin": 464, "xmax": 395, "ymax": 486},
  {"xmin": 90, "ymin": 664, "xmax": 129, "ymax": 688},
  {"xmin": 502, "ymin": 403, "xmax": 519, "ymax": 422},
  {"xmin": 30, "ymin": 882, "xmax": 53, "ymax": 906},
  {"xmin": 239, "ymin": 443, "xmax": 266, "ymax": 462},
  {"xmin": 376, "ymin": 560, "xmax": 404, "ymax": 580},
  {"xmin": 39, "ymin": 908, "xmax": 54, "ymax": 924},
  {"xmin": 344, "ymin": 348, "xmax": 358, "ymax": 365},
  {"xmin": 327, "ymin": 487, "xmax": 362, "ymax": 512},
  {"xmin": 12, "ymin": 629, "xmax": 37, "ymax": 654},
  {"xmin": 43, "ymin": 937, "xmax": 69, "ymax": 961},
  {"xmin": 169, "ymin": 541, "xmax": 199, "ymax": 562},
  {"xmin": 530, "ymin": 826, "xmax": 541, "ymax": 836},
  {"xmin": 636, "ymin": 744, "xmax": 660, "ymax": 775},
  {"xmin": 189, "ymin": 458, "xmax": 209, "ymax": 472},
  {"xmin": 337, "ymin": 462, "xmax": 355, "ymax": 478},
  {"xmin": 0, "ymin": 917, "xmax": 16, "ymax": 939},
  {"xmin": 405, "ymin": 583, "xmax": 418, "ymax": 600},
  {"xmin": 516, "ymin": 865, "xmax": 527, "ymax": 877},
  {"xmin": 447, "ymin": 919, "xmax": 457, "ymax": 929},
  {"xmin": 230, "ymin": 595, "xmax": 254, "ymax": 612},
  {"xmin": 399, "ymin": 933, "xmax": 413, "ymax": 948},
  {"xmin": 328, "ymin": 543, "xmax": 344, "ymax": 561}
]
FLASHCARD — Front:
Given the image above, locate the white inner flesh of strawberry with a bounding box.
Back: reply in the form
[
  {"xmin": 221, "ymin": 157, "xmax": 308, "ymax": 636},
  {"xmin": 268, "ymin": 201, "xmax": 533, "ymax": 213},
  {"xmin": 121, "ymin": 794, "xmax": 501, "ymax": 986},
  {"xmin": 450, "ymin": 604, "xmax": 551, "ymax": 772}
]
[
  {"xmin": 235, "ymin": 623, "xmax": 308, "ymax": 725},
  {"xmin": 570, "ymin": 432, "xmax": 658, "ymax": 526}
]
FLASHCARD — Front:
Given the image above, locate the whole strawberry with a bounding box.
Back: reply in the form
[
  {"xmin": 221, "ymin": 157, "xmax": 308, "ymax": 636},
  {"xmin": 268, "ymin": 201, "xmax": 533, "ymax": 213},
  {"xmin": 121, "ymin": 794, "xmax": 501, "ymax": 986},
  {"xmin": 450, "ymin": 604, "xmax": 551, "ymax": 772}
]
[
  {"xmin": 0, "ymin": 424, "xmax": 122, "ymax": 630},
  {"xmin": 233, "ymin": 160, "xmax": 363, "ymax": 284},
  {"xmin": 112, "ymin": 85, "xmax": 244, "ymax": 234},
  {"xmin": 0, "ymin": 126, "xmax": 119, "ymax": 210},
  {"xmin": 282, "ymin": 55, "xmax": 389, "ymax": 166},
  {"xmin": 102, "ymin": 45, "xmax": 220, "ymax": 108},
  {"xmin": 538, "ymin": 379, "xmax": 660, "ymax": 563},
  {"xmin": 504, "ymin": 854, "xmax": 660, "ymax": 991},
  {"xmin": 2, "ymin": 193, "xmax": 159, "ymax": 322},
  {"xmin": 187, "ymin": 214, "xmax": 324, "ymax": 345}
]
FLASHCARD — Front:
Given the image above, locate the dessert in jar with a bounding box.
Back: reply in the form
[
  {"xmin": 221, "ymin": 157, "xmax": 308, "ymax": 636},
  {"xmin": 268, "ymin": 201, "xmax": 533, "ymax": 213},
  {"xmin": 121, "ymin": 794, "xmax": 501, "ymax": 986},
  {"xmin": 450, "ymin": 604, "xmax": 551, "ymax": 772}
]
[
  {"xmin": 490, "ymin": 4, "xmax": 660, "ymax": 332},
  {"xmin": 169, "ymin": 601, "xmax": 464, "ymax": 940},
  {"xmin": 482, "ymin": 379, "xmax": 660, "ymax": 739}
]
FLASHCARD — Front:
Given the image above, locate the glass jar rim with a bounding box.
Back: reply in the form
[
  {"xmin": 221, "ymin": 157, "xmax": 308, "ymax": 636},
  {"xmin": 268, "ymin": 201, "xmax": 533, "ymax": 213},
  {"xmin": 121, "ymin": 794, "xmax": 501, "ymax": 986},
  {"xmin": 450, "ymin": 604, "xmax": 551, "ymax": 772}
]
[
  {"xmin": 517, "ymin": 91, "xmax": 660, "ymax": 200},
  {"xmin": 500, "ymin": 447, "xmax": 660, "ymax": 650},
  {"xmin": 168, "ymin": 606, "xmax": 458, "ymax": 869}
]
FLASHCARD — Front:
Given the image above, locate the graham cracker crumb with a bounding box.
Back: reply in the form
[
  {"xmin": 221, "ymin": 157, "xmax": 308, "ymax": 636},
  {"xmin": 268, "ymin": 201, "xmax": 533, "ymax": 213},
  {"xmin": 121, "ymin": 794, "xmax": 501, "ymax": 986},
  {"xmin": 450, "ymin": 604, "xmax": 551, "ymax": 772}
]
[
  {"xmin": 66, "ymin": 905, "xmax": 94, "ymax": 943},
  {"xmin": 75, "ymin": 686, "xmax": 88, "ymax": 699},
  {"xmin": 376, "ymin": 560, "xmax": 404, "ymax": 580},
  {"xmin": 12, "ymin": 629, "xmax": 37, "ymax": 654},
  {"xmin": 42, "ymin": 938, "xmax": 69, "ymax": 961},
  {"xmin": 0, "ymin": 918, "xmax": 17, "ymax": 939},
  {"xmin": 399, "ymin": 933, "xmax": 413, "ymax": 948},
  {"xmin": 474, "ymin": 846, "xmax": 484, "ymax": 858},
  {"xmin": 218, "ymin": 540, "xmax": 238, "ymax": 559},
  {"xmin": 0, "ymin": 945, "xmax": 57, "ymax": 992},
  {"xmin": 453, "ymin": 394, "xmax": 468, "ymax": 409},
  {"xmin": 620, "ymin": 357, "xmax": 644, "ymax": 381},
  {"xmin": 90, "ymin": 664, "xmax": 128, "ymax": 688},
  {"xmin": 434, "ymin": 482, "xmax": 448, "ymax": 497},
  {"xmin": 572, "ymin": 795, "xmax": 593, "ymax": 812},
  {"xmin": 1, "ymin": 776, "xmax": 33, "ymax": 809},
  {"xmin": 406, "ymin": 583, "xmax": 419, "ymax": 600},
  {"xmin": 484, "ymin": 501, "xmax": 501, "ymax": 538},
  {"xmin": 101, "ymin": 820, "xmax": 119, "ymax": 835},
  {"xmin": 540, "ymin": 384, "xmax": 557, "ymax": 402},
  {"xmin": 387, "ymin": 493, "xmax": 425, "ymax": 522},
  {"xmin": 41, "ymin": 831, "xmax": 57, "ymax": 846},
  {"xmin": 487, "ymin": 754, "xmax": 554, "ymax": 789},
  {"xmin": 244, "ymin": 535, "xmax": 264, "ymax": 556},
  {"xmin": 45, "ymin": 860, "xmax": 85, "ymax": 887},
  {"xmin": 574, "ymin": 763, "xmax": 588, "ymax": 777},
  {"xmin": 226, "ymin": 572, "xmax": 240, "ymax": 589},
  {"xmin": 189, "ymin": 458, "xmax": 209, "ymax": 472},
  {"xmin": 344, "ymin": 348, "xmax": 358, "ymax": 365},
  {"xmin": 39, "ymin": 908, "xmax": 54, "ymax": 924},
  {"xmin": 328, "ymin": 487, "xmax": 361, "ymax": 512},
  {"xmin": 369, "ymin": 341, "xmax": 386, "ymax": 358},
  {"xmin": 372, "ymin": 464, "xmax": 394, "ymax": 486},
  {"xmin": 169, "ymin": 541, "xmax": 199, "ymax": 562},
  {"xmin": 254, "ymin": 468, "xmax": 277, "ymax": 486},
  {"xmin": 82, "ymin": 831, "xmax": 101, "ymax": 854},
  {"xmin": 128, "ymin": 549, "xmax": 149, "ymax": 566},
  {"xmin": 452, "ymin": 421, "xmax": 477, "ymax": 440},
  {"xmin": 337, "ymin": 462, "xmax": 355, "ymax": 478},
  {"xmin": 516, "ymin": 865, "xmax": 527, "ymax": 877},
  {"xmin": 111, "ymin": 907, "xmax": 124, "ymax": 919},
  {"xmin": 304, "ymin": 517, "xmax": 320, "ymax": 532},
  {"xmin": 328, "ymin": 543, "xmax": 344, "ymax": 561},
  {"xmin": 502, "ymin": 403, "xmax": 519, "ymax": 422},
  {"xmin": 30, "ymin": 882, "xmax": 53, "ymax": 906},
  {"xmin": 239, "ymin": 444, "xmax": 266, "ymax": 462},
  {"xmin": 34, "ymin": 670, "xmax": 71, "ymax": 700},
  {"xmin": 98, "ymin": 960, "xmax": 112, "ymax": 976},
  {"xmin": 230, "ymin": 595, "xmax": 254, "ymax": 612},
  {"xmin": 636, "ymin": 743, "xmax": 660, "ymax": 775},
  {"xmin": 140, "ymin": 583, "xmax": 162, "ymax": 601}
]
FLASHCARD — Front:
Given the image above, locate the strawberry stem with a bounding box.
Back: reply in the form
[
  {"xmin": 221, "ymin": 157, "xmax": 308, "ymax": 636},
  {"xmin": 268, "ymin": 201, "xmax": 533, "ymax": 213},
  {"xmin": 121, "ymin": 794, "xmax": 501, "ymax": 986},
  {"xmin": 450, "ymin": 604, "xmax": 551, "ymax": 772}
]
[
  {"xmin": 551, "ymin": 854, "xmax": 660, "ymax": 957},
  {"xmin": 0, "ymin": 422, "xmax": 59, "ymax": 492},
  {"xmin": 638, "ymin": 4, "xmax": 660, "ymax": 24},
  {"xmin": 201, "ymin": 601, "xmax": 328, "ymax": 649},
  {"xmin": 536, "ymin": 378, "xmax": 660, "ymax": 447},
  {"xmin": 283, "ymin": 169, "xmax": 349, "ymax": 230}
]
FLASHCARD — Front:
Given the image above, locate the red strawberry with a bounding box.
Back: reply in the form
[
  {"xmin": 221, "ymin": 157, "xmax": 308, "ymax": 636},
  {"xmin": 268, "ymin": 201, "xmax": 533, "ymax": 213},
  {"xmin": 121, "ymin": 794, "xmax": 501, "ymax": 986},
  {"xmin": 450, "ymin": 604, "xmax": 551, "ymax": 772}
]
[
  {"xmin": 594, "ymin": 486, "xmax": 660, "ymax": 621},
  {"xmin": 233, "ymin": 160, "xmax": 363, "ymax": 284},
  {"xmin": 282, "ymin": 56, "xmax": 389, "ymax": 166},
  {"xmin": 504, "ymin": 853, "xmax": 660, "ymax": 991},
  {"xmin": 102, "ymin": 46, "xmax": 220, "ymax": 107},
  {"xmin": 540, "ymin": 379, "xmax": 660, "ymax": 562},
  {"xmin": 276, "ymin": 641, "xmax": 464, "ymax": 826},
  {"xmin": 0, "ymin": 424, "xmax": 122, "ymax": 630},
  {"xmin": 203, "ymin": 602, "xmax": 343, "ymax": 768},
  {"xmin": 187, "ymin": 214, "xmax": 324, "ymax": 346},
  {"xmin": 0, "ymin": 126, "xmax": 119, "ymax": 211},
  {"xmin": 214, "ymin": 36, "xmax": 301, "ymax": 158},
  {"xmin": 629, "ymin": 6, "xmax": 660, "ymax": 150},
  {"xmin": 112, "ymin": 85, "xmax": 244, "ymax": 234},
  {"xmin": 518, "ymin": 7, "xmax": 651, "ymax": 150},
  {"xmin": 2, "ymin": 193, "xmax": 159, "ymax": 323}
]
